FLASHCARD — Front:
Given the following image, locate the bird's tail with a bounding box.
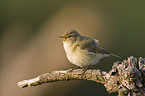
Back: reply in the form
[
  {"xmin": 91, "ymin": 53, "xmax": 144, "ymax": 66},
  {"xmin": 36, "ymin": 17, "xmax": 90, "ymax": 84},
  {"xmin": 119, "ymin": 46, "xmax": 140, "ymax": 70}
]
[{"xmin": 109, "ymin": 53, "xmax": 123, "ymax": 59}]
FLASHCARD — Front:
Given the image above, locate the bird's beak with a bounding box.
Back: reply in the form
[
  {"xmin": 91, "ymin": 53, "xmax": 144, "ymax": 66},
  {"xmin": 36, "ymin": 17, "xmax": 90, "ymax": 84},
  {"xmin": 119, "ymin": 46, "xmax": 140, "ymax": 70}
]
[{"xmin": 59, "ymin": 36, "xmax": 66, "ymax": 41}]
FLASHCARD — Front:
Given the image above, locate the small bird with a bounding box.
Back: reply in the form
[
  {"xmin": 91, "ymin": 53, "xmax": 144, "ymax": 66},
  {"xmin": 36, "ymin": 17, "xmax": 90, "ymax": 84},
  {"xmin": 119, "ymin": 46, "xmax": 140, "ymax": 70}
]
[{"xmin": 59, "ymin": 30, "xmax": 122, "ymax": 69}]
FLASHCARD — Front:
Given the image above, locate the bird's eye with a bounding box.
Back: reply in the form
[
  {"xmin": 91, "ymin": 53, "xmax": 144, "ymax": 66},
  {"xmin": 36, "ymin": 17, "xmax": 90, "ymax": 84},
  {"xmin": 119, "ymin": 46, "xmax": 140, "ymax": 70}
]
[{"xmin": 68, "ymin": 36, "xmax": 72, "ymax": 38}]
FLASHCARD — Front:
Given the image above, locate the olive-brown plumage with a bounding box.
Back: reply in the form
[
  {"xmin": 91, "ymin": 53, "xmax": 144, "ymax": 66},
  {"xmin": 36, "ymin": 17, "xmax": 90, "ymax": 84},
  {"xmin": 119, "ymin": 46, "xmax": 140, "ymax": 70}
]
[{"xmin": 60, "ymin": 30, "xmax": 121, "ymax": 68}]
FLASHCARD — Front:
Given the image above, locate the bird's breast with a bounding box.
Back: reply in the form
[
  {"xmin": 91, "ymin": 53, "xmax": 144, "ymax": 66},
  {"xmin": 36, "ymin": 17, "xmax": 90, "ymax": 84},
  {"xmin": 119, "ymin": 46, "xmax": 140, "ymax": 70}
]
[
  {"xmin": 63, "ymin": 41, "xmax": 82, "ymax": 65},
  {"xmin": 62, "ymin": 41, "xmax": 104, "ymax": 68},
  {"xmin": 63, "ymin": 41, "xmax": 74, "ymax": 54}
]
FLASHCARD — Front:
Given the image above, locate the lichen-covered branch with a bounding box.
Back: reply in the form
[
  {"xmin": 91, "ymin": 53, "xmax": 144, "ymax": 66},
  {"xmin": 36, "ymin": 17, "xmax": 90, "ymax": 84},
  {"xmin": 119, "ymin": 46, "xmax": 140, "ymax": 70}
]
[
  {"xmin": 17, "ymin": 56, "xmax": 145, "ymax": 96},
  {"xmin": 18, "ymin": 69, "xmax": 109, "ymax": 87}
]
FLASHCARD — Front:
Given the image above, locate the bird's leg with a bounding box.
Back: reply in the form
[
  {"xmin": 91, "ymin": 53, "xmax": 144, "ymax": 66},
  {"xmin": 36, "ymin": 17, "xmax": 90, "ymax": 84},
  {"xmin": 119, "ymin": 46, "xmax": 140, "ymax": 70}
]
[{"xmin": 83, "ymin": 64, "xmax": 91, "ymax": 74}]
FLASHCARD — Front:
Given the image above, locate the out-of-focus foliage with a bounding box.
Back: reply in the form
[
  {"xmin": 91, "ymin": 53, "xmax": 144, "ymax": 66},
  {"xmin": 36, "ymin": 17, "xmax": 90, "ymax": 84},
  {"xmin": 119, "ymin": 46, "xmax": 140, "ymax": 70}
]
[{"xmin": 0, "ymin": 0, "xmax": 145, "ymax": 96}]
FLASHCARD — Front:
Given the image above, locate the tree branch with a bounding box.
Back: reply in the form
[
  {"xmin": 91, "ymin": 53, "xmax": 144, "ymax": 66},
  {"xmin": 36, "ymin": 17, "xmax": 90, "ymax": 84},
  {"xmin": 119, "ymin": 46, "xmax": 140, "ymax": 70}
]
[
  {"xmin": 18, "ymin": 69, "xmax": 108, "ymax": 87},
  {"xmin": 17, "ymin": 56, "xmax": 145, "ymax": 96}
]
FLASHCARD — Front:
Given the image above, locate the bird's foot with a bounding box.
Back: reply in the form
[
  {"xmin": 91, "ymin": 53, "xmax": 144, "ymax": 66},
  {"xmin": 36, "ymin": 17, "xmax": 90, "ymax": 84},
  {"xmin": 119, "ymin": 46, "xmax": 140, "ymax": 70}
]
[{"xmin": 82, "ymin": 65, "xmax": 91, "ymax": 74}]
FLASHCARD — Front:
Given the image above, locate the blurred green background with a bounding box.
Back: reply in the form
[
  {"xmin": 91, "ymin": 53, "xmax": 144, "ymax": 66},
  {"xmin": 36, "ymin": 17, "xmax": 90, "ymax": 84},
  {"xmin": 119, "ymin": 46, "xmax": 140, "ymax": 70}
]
[{"xmin": 0, "ymin": 0, "xmax": 145, "ymax": 96}]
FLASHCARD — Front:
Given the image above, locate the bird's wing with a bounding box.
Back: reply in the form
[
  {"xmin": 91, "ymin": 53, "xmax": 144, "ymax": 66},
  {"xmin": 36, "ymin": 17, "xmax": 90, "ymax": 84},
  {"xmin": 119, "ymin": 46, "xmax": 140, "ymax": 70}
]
[
  {"xmin": 93, "ymin": 39, "xmax": 122, "ymax": 59},
  {"xmin": 76, "ymin": 38, "xmax": 101, "ymax": 54},
  {"xmin": 92, "ymin": 39, "xmax": 110, "ymax": 54},
  {"xmin": 77, "ymin": 38, "xmax": 122, "ymax": 59}
]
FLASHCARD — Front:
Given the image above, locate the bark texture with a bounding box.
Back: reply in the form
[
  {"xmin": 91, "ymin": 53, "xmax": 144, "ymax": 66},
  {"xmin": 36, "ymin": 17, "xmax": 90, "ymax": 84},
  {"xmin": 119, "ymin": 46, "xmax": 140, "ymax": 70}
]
[{"xmin": 17, "ymin": 56, "xmax": 145, "ymax": 96}]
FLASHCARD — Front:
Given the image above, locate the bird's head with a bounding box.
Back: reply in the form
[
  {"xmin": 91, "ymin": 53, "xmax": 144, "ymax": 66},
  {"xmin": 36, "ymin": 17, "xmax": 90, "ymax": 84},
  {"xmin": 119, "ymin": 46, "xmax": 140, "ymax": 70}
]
[{"xmin": 59, "ymin": 30, "xmax": 80, "ymax": 43}]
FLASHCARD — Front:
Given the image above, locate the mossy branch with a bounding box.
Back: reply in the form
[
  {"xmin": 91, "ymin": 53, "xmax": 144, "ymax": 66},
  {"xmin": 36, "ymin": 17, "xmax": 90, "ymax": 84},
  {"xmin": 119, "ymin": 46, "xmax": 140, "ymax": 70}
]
[{"xmin": 17, "ymin": 56, "xmax": 145, "ymax": 96}]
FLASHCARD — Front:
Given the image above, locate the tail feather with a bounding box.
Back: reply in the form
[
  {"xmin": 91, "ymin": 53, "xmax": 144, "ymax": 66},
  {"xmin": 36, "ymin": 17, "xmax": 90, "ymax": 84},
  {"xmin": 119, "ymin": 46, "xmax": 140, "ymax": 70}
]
[{"xmin": 109, "ymin": 53, "xmax": 123, "ymax": 59}]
